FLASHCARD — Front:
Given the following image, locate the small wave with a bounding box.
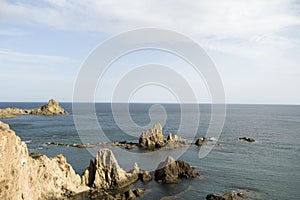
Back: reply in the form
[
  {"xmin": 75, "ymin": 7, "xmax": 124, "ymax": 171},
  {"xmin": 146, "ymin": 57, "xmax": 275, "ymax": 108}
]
[{"xmin": 24, "ymin": 140, "xmax": 32, "ymax": 143}]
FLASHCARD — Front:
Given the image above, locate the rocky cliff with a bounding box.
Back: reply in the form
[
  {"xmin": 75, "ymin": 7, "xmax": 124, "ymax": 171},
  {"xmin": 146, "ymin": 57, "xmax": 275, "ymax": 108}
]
[
  {"xmin": 0, "ymin": 121, "xmax": 88, "ymax": 200},
  {"xmin": 0, "ymin": 99, "xmax": 68, "ymax": 119}
]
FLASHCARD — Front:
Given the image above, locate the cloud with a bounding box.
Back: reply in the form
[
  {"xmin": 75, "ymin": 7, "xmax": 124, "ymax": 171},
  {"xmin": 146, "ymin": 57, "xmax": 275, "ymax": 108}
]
[
  {"xmin": 0, "ymin": 0, "xmax": 299, "ymax": 36},
  {"xmin": 0, "ymin": 48, "xmax": 74, "ymax": 64}
]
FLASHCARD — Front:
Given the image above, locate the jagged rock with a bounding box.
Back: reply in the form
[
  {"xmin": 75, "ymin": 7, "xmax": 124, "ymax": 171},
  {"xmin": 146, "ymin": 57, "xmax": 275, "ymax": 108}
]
[
  {"xmin": 31, "ymin": 99, "xmax": 68, "ymax": 115},
  {"xmin": 167, "ymin": 133, "xmax": 181, "ymax": 142},
  {"xmin": 0, "ymin": 99, "xmax": 67, "ymax": 119},
  {"xmin": 154, "ymin": 156, "xmax": 199, "ymax": 184},
  {"xmin": 131, "ymin": 163, "xmax": 152, "ymax": 182},
  {"xmin": 82, "ymin": 148, "xmax": 139, "ymax": 190},
  {"xmin": 139, "ymin": 171, "xmax": 152, "ymax": 182},
  {"xmin": 139, "ymin": 123, "xmax": 166, "ymax": 149},
  {"xmin": 0, "ymin": 121, "xmax": 89, "ymax": 200},
  {"xmin": 239, "ymin": 137, "xmax": 255, "ymax": 142}
]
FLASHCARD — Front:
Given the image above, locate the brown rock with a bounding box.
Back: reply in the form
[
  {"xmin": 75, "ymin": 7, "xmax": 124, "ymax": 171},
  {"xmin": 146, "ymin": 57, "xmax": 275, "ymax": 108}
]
[
  {"xmin": 31, "ymin": 99, "xmax": 68, "ymax": 115},
  {"xmin": 154, "ymin": 156, "xmax": 199, "ymax": 184}
]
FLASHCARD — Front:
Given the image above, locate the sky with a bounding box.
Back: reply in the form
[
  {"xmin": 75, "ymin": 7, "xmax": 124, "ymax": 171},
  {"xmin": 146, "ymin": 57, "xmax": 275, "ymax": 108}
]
[{"xmin": 0, "ymin": 0, "xmax": 300, "ymax": 104}]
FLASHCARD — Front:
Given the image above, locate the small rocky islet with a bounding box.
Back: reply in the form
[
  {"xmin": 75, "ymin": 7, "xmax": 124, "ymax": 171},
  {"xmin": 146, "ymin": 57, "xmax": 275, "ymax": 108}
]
[
  {"xmin": 0, "ymin": 99, "xmax": 68, "ymax": 119},
  {"xmin": 0, "ymin": 100, "xmax": 256, "ymax": 199}
]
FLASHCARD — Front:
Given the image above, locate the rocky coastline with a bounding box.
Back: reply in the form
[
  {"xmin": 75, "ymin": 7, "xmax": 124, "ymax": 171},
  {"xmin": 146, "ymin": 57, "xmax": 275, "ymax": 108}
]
[
  {"xmin": 0, "ymin": 120, "xmax": 199, "ymax": 200},
  {"xmin": 0, "ymin": 101, "xmax": 256, "ymax": 199}
]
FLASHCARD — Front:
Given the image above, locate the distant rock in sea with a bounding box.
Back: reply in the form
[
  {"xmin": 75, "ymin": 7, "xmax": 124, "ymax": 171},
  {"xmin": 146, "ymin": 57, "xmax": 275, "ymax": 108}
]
[
  {"xmin": 154, "ymin": 156, "xmax": 199, "ymax": 184},
  {"xmin": 0, "ymin": 99, "xmax": 68, "ymax": 119},
  {"xmin": 239, "ymin": 137, "xmax": 255, "ymax": 143},
  {"xmin": 30, "ymin": 99, "xmax": 68, "ymax": 115},
  {"xmin": 0, "ymin": 121, "xmax": 88, "ymax": 200}
]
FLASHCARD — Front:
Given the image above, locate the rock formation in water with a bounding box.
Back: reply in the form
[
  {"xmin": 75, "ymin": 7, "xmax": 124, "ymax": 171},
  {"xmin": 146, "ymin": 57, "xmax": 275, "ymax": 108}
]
[
  {"xmin": 195, "ymin": 137, "xmax": 217, "ymax": 146},
  {"xmin": 30, "ymin": 99, "xmax": 68, "ymax": 115},
  {"xmin": 206, "ymin": 189, "xmax": 256, "ymax": 200},
  {"xmin": 139, "ymin": 123, "xmax": 166, "ymax": 149},
  {"xmin": 138, "ymin": 123, "xmax": 186, "ymax": 150},
  {"xmin": 238, "ymin": 137, "xmax": 255, "ymax": 143},
  {"xmin": 0, "ymin": 121, "xmax": 89, "ymax": 200},
  {"xmin": 0, "ymin": 99, "xmax": 68, "ymax": 119},
  {"xmin": 154, "ymin": 156, "xmax": 199, "ymax": 184},
  {"xmin": 82, "ymin": 148, "xmax": 139, "ymax": 190}
]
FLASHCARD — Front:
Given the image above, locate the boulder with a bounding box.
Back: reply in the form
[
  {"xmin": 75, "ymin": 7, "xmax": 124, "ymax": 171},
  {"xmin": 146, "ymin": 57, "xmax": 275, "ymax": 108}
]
[
  {"xmin": 139, "ymin": 123, "xmax": 166, "ymax": 149},
  {"xmin": 31, "ymin": 99, "xmax": 68, "ymax": 115},
  {"xmin": 154, "ymin": 156, "xmax": 199, "ymax": 184},
  {"xmin": 0, "ymin": 121, "xmax": 89, "ymax": 200},
  {"xmin": 195, "ymin": 137, "xmax": 204, "ymax": 146},
  {"xmin": 239, "ymin": 137, "xmax": 255, "ymax": 142},
  {"xmin": 82, "ymin": 148, "xmax": 139, "ymax": 190}
]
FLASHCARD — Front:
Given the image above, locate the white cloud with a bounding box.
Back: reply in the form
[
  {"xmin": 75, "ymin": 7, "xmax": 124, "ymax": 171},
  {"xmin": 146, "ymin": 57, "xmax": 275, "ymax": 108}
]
[
  {"xmin": 0, "ymin": 0, "xmax": 299, "ymax": 36},
  {"xmin": 0, "ymin": 48, "xmax": 74, "ymax": 64}
]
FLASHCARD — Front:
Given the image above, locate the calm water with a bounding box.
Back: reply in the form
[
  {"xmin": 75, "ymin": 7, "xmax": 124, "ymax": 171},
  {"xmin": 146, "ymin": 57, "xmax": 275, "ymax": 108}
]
[{"xmin": 1, "ymin": 103, "xmax": 300, "ymax": 199}]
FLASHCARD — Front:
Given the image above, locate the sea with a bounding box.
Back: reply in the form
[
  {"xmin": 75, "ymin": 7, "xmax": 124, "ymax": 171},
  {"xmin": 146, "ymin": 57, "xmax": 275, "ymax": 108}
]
[{"xmin": 1, "ymin": 103, "xmax": 299, "ymax": 200}]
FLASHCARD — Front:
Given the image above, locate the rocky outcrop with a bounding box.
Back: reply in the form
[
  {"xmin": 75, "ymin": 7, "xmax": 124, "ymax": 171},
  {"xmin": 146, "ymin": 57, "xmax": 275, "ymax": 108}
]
[
  {"xmin": 0, "ymin": 121, "xmax": 89, "ymax": 200},
  {"xmin": 0, "ymin": 107, "xmax": 30, "ymax": 118},
  {"xmin": 138, "ymin": 123, "xmax": 186, "ymax": 150},
  {"xmin": 30, "ymin": 99, "xmax": 68, "ymax": 115},
  {"xmin": 206, "ymin": 189, "xmax": 256, "ymax": 200},
  {"xmin": 154, "ymin": 156, "xmax": 199, "ymax": 184},
  {"xmin": 82, "ymin": 148, "xmax": 139, "ymax": 190},
  {"xmin": 0, "ymin": 99, "xmax": 67, "ymax": 119},
  {"xmin": 139, "ymin": 123, "xmax": 166, "ymax": 149},
  {"xmin": 238, "ymin": 137, "xmax": 255, "ymax": 143}
]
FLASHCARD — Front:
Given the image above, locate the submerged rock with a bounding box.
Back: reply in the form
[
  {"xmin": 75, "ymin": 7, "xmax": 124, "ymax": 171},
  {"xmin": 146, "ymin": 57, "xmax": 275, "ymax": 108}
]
[
  {"xmin": 239, "ymin": 137, "xmax": 255, "ymax": 143},
  {"xmin": 195, "ymin": 137, "xmax": 217, "ymax": 146},
  {"xmin": 206, "ymin": 189, "xmax": 259, "ymax": 200},
  {"xmin": 82, "ymin": 148, "xmax": 139, "ymax": 190},
  {"xmin": 154, "ymin": 156, "xmax": 199, "ymax": 184},
  {"xmin": 0, "ymin": 121, "xmax": 88, "ymax": 200}
]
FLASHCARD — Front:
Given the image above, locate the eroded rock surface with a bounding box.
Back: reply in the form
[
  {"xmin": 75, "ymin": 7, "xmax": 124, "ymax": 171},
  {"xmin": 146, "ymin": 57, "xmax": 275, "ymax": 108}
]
[
  {"xmin": 82, "ymin": 148, "xmax": 139, "ymax": 190},
  {"xmin": 154, "ymin": 156, "xmax": 199, "ymax": 184},
  {"xmin": 0, "ymin": 121, "xmax": 88, "ymax": 200}
]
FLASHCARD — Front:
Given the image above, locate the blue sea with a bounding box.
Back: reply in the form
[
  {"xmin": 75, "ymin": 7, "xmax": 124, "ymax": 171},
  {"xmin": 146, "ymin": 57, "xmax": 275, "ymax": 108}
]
[{"xmin": 1, "ymin": 103, "xmax": 300, "ymax": 199}]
